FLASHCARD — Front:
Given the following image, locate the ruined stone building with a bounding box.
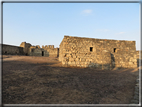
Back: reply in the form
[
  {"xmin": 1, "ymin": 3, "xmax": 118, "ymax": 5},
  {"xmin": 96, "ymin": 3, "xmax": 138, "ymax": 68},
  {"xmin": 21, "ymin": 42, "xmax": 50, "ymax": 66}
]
[
  {"xmin": 19, "ymin": 42, "xmax": 59, "ymax": 57},
  {"xmin": 1, "ymin": 42, "xmax": 59, "ymax": 57},
  {"xmin": 59, "ymin": 36, "xmax": 137, "ymax": 69},
  {"xmin": 1, "ymin": 35, "xmax": 140, "ymax": 70}
]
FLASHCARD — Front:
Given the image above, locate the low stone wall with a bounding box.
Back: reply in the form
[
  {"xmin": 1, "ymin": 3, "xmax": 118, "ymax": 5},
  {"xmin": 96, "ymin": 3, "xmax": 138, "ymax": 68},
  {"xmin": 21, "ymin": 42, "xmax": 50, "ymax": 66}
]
[{"xmin": 2, "ymin": 44, "xmax": 24, "ymax": 55}]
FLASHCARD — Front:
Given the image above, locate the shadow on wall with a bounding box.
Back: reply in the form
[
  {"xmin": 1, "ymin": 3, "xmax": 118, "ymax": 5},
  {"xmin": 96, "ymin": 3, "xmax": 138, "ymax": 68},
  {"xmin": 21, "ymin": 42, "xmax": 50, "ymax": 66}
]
[
  {"xmin": 3, "ymin": 51, "xmax": 24, "ymax": 55},
  {"xmin": 137, "ymin": 59, "xmax": 142, "ymax": 67},
  {"xmin": 57, "ymin": 48, "xmax": 59, "ymax": 57},
  {"xmin": 30, "ymin": 49, "xmax": 49, "ymax": 57},
  {"xmin": 88, "ymin": 63, "xmax": 112, "ymax": 70},
  {"xmin": 44, "ymin": 51, "xmax": 49, "ymax": 57},
  {"xmin": 111, "ymin": 53, "xmax": 115, "ymax": 69},
  {"xmin": 88, "ymin": 53, "xmax": 116, "ymax": 70}
]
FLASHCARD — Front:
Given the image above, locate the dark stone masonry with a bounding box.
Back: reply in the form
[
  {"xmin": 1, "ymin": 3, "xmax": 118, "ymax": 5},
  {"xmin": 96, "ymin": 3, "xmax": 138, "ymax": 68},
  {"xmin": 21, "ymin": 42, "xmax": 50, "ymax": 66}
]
[{"xmin": 1, "ymin": 44, "xmax": 24, "ymax": 55}]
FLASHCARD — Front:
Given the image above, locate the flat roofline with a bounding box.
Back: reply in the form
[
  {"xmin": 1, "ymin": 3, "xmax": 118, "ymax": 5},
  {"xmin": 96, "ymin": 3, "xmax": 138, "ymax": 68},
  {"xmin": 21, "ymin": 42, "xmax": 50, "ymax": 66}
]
[
  {"xmin": 0, "ymin": 44, "xmax": 22, "ymax": 48},
  {"xmin": 64, "ymin": 35, "xmax": 136, "ymax": 42}
]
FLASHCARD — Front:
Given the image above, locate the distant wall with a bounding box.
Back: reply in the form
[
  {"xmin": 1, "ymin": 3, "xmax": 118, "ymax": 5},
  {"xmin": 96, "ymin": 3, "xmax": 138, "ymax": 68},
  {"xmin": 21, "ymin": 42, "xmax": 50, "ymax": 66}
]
[
  {"xmin": 29, "ymin": 48, "xmax": 44, "ymax": 56},
  {"xmin": 2, "ymin": 43, "xmax": 59, "ymax": 58},
  {"xmin": 42, "ymin": 45, "xmax": 59, "ymax": 57},
  {"xmin": 2, "ymin": 44, "xmax": 24, "ymax": 55},
  {"xmin": 29, "ymin": 48, "xmax": 49, "ymax": 57}
]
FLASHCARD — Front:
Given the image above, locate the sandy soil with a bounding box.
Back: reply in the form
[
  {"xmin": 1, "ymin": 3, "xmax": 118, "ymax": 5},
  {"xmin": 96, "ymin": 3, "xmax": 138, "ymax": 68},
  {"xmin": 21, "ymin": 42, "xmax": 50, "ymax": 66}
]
[{"xmin": 2, "ymin": 55, "xmax": 139, "ymax": 104}]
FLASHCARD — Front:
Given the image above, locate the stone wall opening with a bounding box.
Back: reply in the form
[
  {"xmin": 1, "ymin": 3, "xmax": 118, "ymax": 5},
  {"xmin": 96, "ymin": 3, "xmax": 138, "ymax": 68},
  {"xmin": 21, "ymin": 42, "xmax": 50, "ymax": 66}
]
[
  {"xmin": 90, "ymin": 47, "xmax": 93, "ymax": 52},
  {"xmin": 114, "ymin": 48, "xmax": 116, "ymax": 53},
  {"xmin": 42, "ymin": 51, "xmax": 44, "ymax": 56}
]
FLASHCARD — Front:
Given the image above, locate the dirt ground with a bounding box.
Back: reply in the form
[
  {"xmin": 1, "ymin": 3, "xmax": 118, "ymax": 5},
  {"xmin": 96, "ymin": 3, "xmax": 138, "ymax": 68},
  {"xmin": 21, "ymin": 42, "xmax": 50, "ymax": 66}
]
[{"xmin": 2, "ymin": 55, "xmax": 139, "ymax": 104}]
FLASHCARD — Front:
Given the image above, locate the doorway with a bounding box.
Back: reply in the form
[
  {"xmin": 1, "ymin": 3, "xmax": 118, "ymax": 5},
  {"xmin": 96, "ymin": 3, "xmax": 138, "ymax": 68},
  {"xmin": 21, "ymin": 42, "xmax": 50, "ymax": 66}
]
[{"xmin": 42, "ymin": 51, "xmax": 44, "ymax": 56}]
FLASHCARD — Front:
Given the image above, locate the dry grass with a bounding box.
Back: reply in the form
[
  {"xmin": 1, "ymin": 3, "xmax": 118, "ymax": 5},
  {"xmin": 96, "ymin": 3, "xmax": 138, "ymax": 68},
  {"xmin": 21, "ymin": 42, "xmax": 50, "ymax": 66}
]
[{"xmin": 2, "ymin": 55, "xmax": 139, "ymax": 104}]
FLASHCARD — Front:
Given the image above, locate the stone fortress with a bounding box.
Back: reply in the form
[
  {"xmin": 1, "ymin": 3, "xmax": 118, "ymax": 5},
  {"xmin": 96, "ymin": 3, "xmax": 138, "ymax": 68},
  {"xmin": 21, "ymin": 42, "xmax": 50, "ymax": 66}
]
[
  {"xmin": 1, "ymin": 35, "xmax": 141, "ymax": 70},
  {"xmin": 2, "ymin": 42, "xmax": 59, "ymax": 57},
  {"xmin": 20, "ymin": 42, "xmax": 59, "ymax": 57}
]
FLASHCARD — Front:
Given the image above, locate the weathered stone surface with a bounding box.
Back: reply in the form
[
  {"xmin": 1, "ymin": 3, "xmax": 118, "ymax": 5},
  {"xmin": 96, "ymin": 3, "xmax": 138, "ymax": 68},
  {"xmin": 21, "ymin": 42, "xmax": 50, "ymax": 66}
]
[
  {"xmin": 36, "ymin": 45, "xmax": 40, "ymax": 48},
  {"xmin": 59, "ymin": 35, "xmax": 137, "ymax": 69},
  {"xmin": 2, "ymin": 44, "xmax": 24, "ymax": 55},
  {"xmin": 20, "ymin": 42, "xmax": 32, "ymax": 55}
]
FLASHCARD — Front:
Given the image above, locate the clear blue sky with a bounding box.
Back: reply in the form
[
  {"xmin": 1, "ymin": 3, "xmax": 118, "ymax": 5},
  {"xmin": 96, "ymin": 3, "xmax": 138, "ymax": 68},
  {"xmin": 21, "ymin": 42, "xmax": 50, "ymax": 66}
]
[{"xmin": 3, "ymin": 2, "xmax": 140, "ymax": 50}]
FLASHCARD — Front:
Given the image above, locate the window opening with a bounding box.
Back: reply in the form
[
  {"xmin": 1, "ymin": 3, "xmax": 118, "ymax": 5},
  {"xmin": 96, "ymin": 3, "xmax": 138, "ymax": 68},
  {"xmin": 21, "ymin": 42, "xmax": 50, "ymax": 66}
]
[
  {"xmin": 114, "ymin": 48, "xmax": 116, "ymax": 53},
  {"xmin": 90, "ymin": 47, "xmax": 93, "ymax": 52}
]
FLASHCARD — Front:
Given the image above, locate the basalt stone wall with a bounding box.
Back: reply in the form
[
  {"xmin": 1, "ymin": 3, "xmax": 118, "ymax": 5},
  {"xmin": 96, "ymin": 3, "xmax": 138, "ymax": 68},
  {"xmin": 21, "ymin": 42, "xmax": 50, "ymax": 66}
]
[
  {"xmin": 44, "ymin": 48, "xmax": 59, "ymax": 57},
  {"xmin": 29, "ymin": 48, "xmax": 48, "ymax": 56},
  {"xmin": 59, "ymin": 36, "xmax": 137, "ymax": 69},
  {"xmin": 42, "ymin": 45, "xmax": 59, "ymax": 57},
  {"xmin": 2, "ymin": 44, "xmax": 24, "ymax": 55},
  {"xmin": 136, "ymin": 51, "xmax": 142, "ymax": 67}
]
